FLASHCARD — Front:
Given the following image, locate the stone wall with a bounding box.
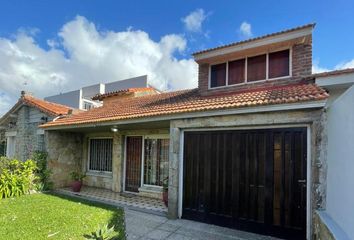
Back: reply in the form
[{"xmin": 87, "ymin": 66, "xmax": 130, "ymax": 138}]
[
  {"xmin": 46, "ymin": 131, "xmax": 83, "ymax": 188},
  {"xmin": 81, "ymin": 128, "xmax": 169, "ymax": 194},
  {"xmin": 2, "ymin": 105, "xmax": 52, "ymax": 161},
  {"xmin": 168, "ymin": 108, "xmax": 327, "ymax": 239},
  {"xmin": 313, "ymin": 212, "xmax": 336, "ymax": 240}
]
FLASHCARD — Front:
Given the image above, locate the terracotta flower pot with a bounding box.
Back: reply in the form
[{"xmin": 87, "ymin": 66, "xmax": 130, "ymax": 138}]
[
  {"xmin": 163, "ymin": 190, "xmax": 168, "ymax": 207},
  {"xmin": 72, "ymin": 180, "xmax": 83, "ymax": 192}
]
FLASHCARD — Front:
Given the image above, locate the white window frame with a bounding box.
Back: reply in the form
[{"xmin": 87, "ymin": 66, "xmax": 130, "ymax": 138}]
[
  {"xmin": 87, "ymin": 137, "xmax": 113, "ymax": 174},
  {"xmin": 123, "ymin": 134, "xmax": 170, "ymax": 193},
  {"xmin": 208, "ymin": 47, "xmax": 292, "ymax": 90},
  {"xmin": 5, "ymin": 131, "xmax": 17, "ymax": 158}
]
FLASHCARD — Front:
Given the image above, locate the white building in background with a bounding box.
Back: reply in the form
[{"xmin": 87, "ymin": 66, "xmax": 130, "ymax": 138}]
[{"xmin": 45, "ymin": 75, "xmax": 149, "ymax": 110}]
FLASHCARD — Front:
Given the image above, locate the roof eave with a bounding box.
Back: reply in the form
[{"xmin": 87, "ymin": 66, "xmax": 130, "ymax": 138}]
[
  {"xmin": 315, "ymin": 70, "xmax": 354, "ymax": 90},
  {"xmin": 193, "ymin": 24, "xmax": 314, "ymax": 62},
  {"xmin": 40, "ymin": 99, "xmax": 327, "ymax": 131}
]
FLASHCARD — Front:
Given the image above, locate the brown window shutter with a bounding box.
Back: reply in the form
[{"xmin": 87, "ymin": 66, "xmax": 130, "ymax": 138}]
[
  {"xmin": 269, "ymin": 50, "xmax": 290, "ymax": 79},
  {"xmin": 228, "ymin": 59, "xmax": 245, "ymax": 85},
  {"xmin": 247, "ymin": 54, "xmax": 266, "ymax": 82},
  {"xmin": 210, "ymin": 63, "xmax": 226, "ymax": 88}
]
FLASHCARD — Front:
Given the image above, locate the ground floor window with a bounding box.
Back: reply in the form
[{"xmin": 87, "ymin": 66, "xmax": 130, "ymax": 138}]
[
  {"xmin": 6, "ymin": 136, "xmax": 16, "ymax": 158},
  {"xmin": 89, "ymin": 138, "xmax": 113, "ymax": 172},
  {"xmin": 0, "ymin": 141, "xmax": 6, "ymax": 157},
  {"xmin": 143, "ymin": 138, "xmax": 169, "ymax": 186}
]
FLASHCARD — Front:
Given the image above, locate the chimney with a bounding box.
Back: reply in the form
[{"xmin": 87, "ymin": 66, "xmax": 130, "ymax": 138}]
[{"xmin": 21, "ymin": 91, "xmax": 33, "ymax": 98}]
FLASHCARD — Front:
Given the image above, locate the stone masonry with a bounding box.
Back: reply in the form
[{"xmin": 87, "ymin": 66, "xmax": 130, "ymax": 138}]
[
  {"xmin": 1, "ymin": 105, "xmax": 52, "ymax": 161},
  {"xmin": 168, "ymin": 108, "xmax": 327, "ymax": 239},
  {"xmin": 46, "ymin": 131, "xmax": 83, "ymax": 188}
]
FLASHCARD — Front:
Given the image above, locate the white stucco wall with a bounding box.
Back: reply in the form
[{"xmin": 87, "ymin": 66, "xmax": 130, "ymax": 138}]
[{"xmin": 326, "ymin": 85, "xmax": 354, "ymax": 239}]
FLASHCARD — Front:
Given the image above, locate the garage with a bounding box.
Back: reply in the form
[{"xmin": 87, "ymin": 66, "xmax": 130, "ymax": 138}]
[{"xmin": 182, "ymin": 128, "xmax": 307, "ymax": 239}]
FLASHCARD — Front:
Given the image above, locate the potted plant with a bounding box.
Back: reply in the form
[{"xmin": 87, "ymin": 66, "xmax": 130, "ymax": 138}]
[
  {"xmin": 70, "ymin": 171, "xmax": 86, "ymax": 192},
  {"xmin": 162, "ymin": 177, "xmax": 169, "ymax": 207}
]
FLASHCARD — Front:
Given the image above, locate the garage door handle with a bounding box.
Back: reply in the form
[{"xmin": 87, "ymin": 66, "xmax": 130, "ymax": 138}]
[{"xmin": 298, "ymin": 179, "xmax": 306, "ymax": 183}]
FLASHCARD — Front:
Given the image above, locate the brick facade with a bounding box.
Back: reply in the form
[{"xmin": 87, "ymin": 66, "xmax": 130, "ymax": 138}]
[{"xmin": 198, "ymin": 36, "xmax": 313, "ymax": 96}]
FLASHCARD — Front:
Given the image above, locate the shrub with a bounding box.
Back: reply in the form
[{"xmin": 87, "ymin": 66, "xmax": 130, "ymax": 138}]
[
  {"xmin": 0, "ymin": 157, "xmax": 38, "ymax": 199},
  {"xmin": 84, "ymin": 224, "xmax": 120, "ymax": 240},
  {"xmin": 32, "ymin": 151, "xmax": 53, "ymax": 191}
]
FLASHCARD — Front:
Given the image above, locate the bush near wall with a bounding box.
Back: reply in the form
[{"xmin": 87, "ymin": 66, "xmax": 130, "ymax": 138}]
[
  {"xmin": 0, "ymin": 157, "xmax": 38, "ymax": 199},
  {"xmin": 32, "ymin": 151, "xmax": 53, "ymax": 191}
]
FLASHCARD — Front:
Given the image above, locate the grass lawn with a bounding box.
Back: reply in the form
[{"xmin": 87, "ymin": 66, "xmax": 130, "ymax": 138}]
[{"xmin": 0, "ymin": 193, "xmax": 125, "ymax": 240}]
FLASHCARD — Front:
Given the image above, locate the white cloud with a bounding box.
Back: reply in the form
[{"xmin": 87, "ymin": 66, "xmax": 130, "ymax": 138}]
[
  {"xmin": 0, "ymin": 16, "xmax": 198, "ymax": 116},
  {"xmin": 0, "ymin": 92, "xmax": 15, "ymax": 117},
  {"xmin": 312, "ymin": 60, "xmax": 330, "ymax": 73},
  {"xmin": 335, "ymin": 59, "xmax": 354, "ymax": 69},
  {"xmin": 239, "ymin": 21, "xmax": 253, "ymax": 38},
  {"xmin": 182, "ymin": 9, "xmax": 207, "ymax": 32},
  {"xmin": 313, "ymin": 59, "xmax": 354, "ymax": 74}
]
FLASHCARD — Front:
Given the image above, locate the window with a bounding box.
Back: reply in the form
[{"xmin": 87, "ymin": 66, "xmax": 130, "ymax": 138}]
[
  {"xmin": 209, "ymin": 49, "xmax": 291, "ymax": 88},
  {"xmin": 84, "ymin": 102, "xmax": 93, "ymax": 110},
  {"xmin": 247, "ymin": 54, "xmax": 267, "ymax": 82},
  {"xmin": 269, "ymin": 50, "xmax": 290, "ymax": 79},
  {"xmin": 210, "ymin": 63, "xmax": 226, "ymax": 88},
  {"xmin": 228, "ymin": 59, "xmax": 245, "ymax": 85},
  {"xmin": 6, "ymin": 136, "xmax": 16, "ymax": 158},
  {"xmin": 89, "ymin": 138, "xmax": 113, "ymax": 172},
  {"xmin": 143, "ymin": 138, "xmax": 169, "ymax": 186},
  {"xmin": 0, "ymin": 141, "xmax": 6, "ymax": 157}
]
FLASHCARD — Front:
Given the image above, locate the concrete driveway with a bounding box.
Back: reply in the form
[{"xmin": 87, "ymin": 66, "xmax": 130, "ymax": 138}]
[{"xmin": 124, "ymin": 209, "xmax": 282, "ymax": 240}]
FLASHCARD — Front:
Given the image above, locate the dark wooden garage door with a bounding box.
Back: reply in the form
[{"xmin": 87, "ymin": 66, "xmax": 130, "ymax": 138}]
[{"xmin": 183, "ymin": 128, "xmax": 307, "ymax": 239}]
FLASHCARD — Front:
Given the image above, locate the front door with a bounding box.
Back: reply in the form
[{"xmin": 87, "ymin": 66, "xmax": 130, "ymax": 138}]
[
  {"xmin": 125, "ymin": 136, "xmax": 142, "ymax": 192},
  {"xmin": 183, "ymin": 128, "xmax": 307, "ymax": 239}
]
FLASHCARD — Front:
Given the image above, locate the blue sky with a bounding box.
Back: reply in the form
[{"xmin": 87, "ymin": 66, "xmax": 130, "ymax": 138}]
[{"xmin": 0, "ymin": 0, "xmax": 353, "ymax": 115}]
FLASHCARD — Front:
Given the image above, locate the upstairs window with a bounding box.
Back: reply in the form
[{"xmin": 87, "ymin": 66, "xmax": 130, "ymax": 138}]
[
  {"xmin": 209, "ymin": 49, "xmax": 291, "ymax": 89},
  {"xmin": 210, "ymin": 63, "xmax": 226, "ymax": 88},
  {"xmin": 269, "ymin": 50, "xmax": 290, "ymax": 79},
  {"xmin": 228, "ymin": 59, "xmax": 245, "ymax": 85},
  {"xmin": 247, "ymin": 54, "xmax": 267, "ymax": 82}
]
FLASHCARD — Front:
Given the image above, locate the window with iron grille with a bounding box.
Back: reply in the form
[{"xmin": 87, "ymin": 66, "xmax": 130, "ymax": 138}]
[{"xmin": 89, "ymin": 138, "xmax": 113, "ymax": 172}]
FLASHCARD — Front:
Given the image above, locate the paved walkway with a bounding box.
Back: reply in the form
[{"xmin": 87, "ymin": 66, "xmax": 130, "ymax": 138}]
[
  {"xmin": 56, "ymin": 187, "xmax": 167, "ymax": 214},
  {"xmin": 125, "ymin": 209, "xmax": 282, "ymax": 240}
]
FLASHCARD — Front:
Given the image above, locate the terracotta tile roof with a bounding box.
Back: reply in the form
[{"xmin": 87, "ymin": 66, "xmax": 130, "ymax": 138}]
[
  {"xmin": 41, "ymin": 83, "xmax": 328, "ymax": 128},
  {"xmin": 22, "ymin": 95, "xmax": 73, "ymax": 116},
  {"xmin": 92, "ymin": 87, "xmax": 159, "ymax": 101},
  {"xmin": 311, "ymin": 68, "xmax": 354, "ymax": 78},
  {"xmin": 193, "ymin": 23, "xmax": 315, "ymax": 56}
]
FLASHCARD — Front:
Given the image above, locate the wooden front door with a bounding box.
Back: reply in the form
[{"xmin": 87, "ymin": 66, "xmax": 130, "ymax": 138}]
[
  {"xmin": 125, "ymin": 136, "xmax": 142, "ymax": 192},
  {"xmin": 183, "ymin": 128, "xmax": 307, "ymax": 239}
]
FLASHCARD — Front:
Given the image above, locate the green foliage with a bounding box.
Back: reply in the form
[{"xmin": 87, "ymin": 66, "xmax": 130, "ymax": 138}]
[
  {"xmin": 70, "ymin": 171, "xmax": 86, "ymax": 181},
  {"xmin": 0, "ymin": 157, "xmax": 38, "ymax": 199},
  {"xmin": 32, "ymin": 151, "xmax": 53, "ymax": 191},
  {"xmin": 0, "ymin": 193, "xmax": 126, "ymax": 239},
  {"xmin": 84, "ymin": 224, "xmax": 121, "ymax": 240}
]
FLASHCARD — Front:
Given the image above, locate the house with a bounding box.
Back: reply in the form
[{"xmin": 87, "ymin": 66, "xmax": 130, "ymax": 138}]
[
  {"xmin": 40, "ymin": 23, "xmax": 354, "ymax": 240},
  {"xmin": 0, "ymin": 91, "xmax": 74, "ymax": 161},
  {"xmin": 45, "ymin": 75, "xmax": 151, "ymax": 110}
]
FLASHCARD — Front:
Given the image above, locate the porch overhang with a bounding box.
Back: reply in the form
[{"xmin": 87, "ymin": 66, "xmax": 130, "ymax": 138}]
[{"xmin": 41, "ymin": 100, "xmax": 327, "ymax": 131}]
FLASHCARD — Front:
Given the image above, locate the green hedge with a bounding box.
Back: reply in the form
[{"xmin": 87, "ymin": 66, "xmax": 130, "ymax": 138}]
[{"xmin": 0, "ymin": 157, "xmax": 38, "ymax": 199}]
